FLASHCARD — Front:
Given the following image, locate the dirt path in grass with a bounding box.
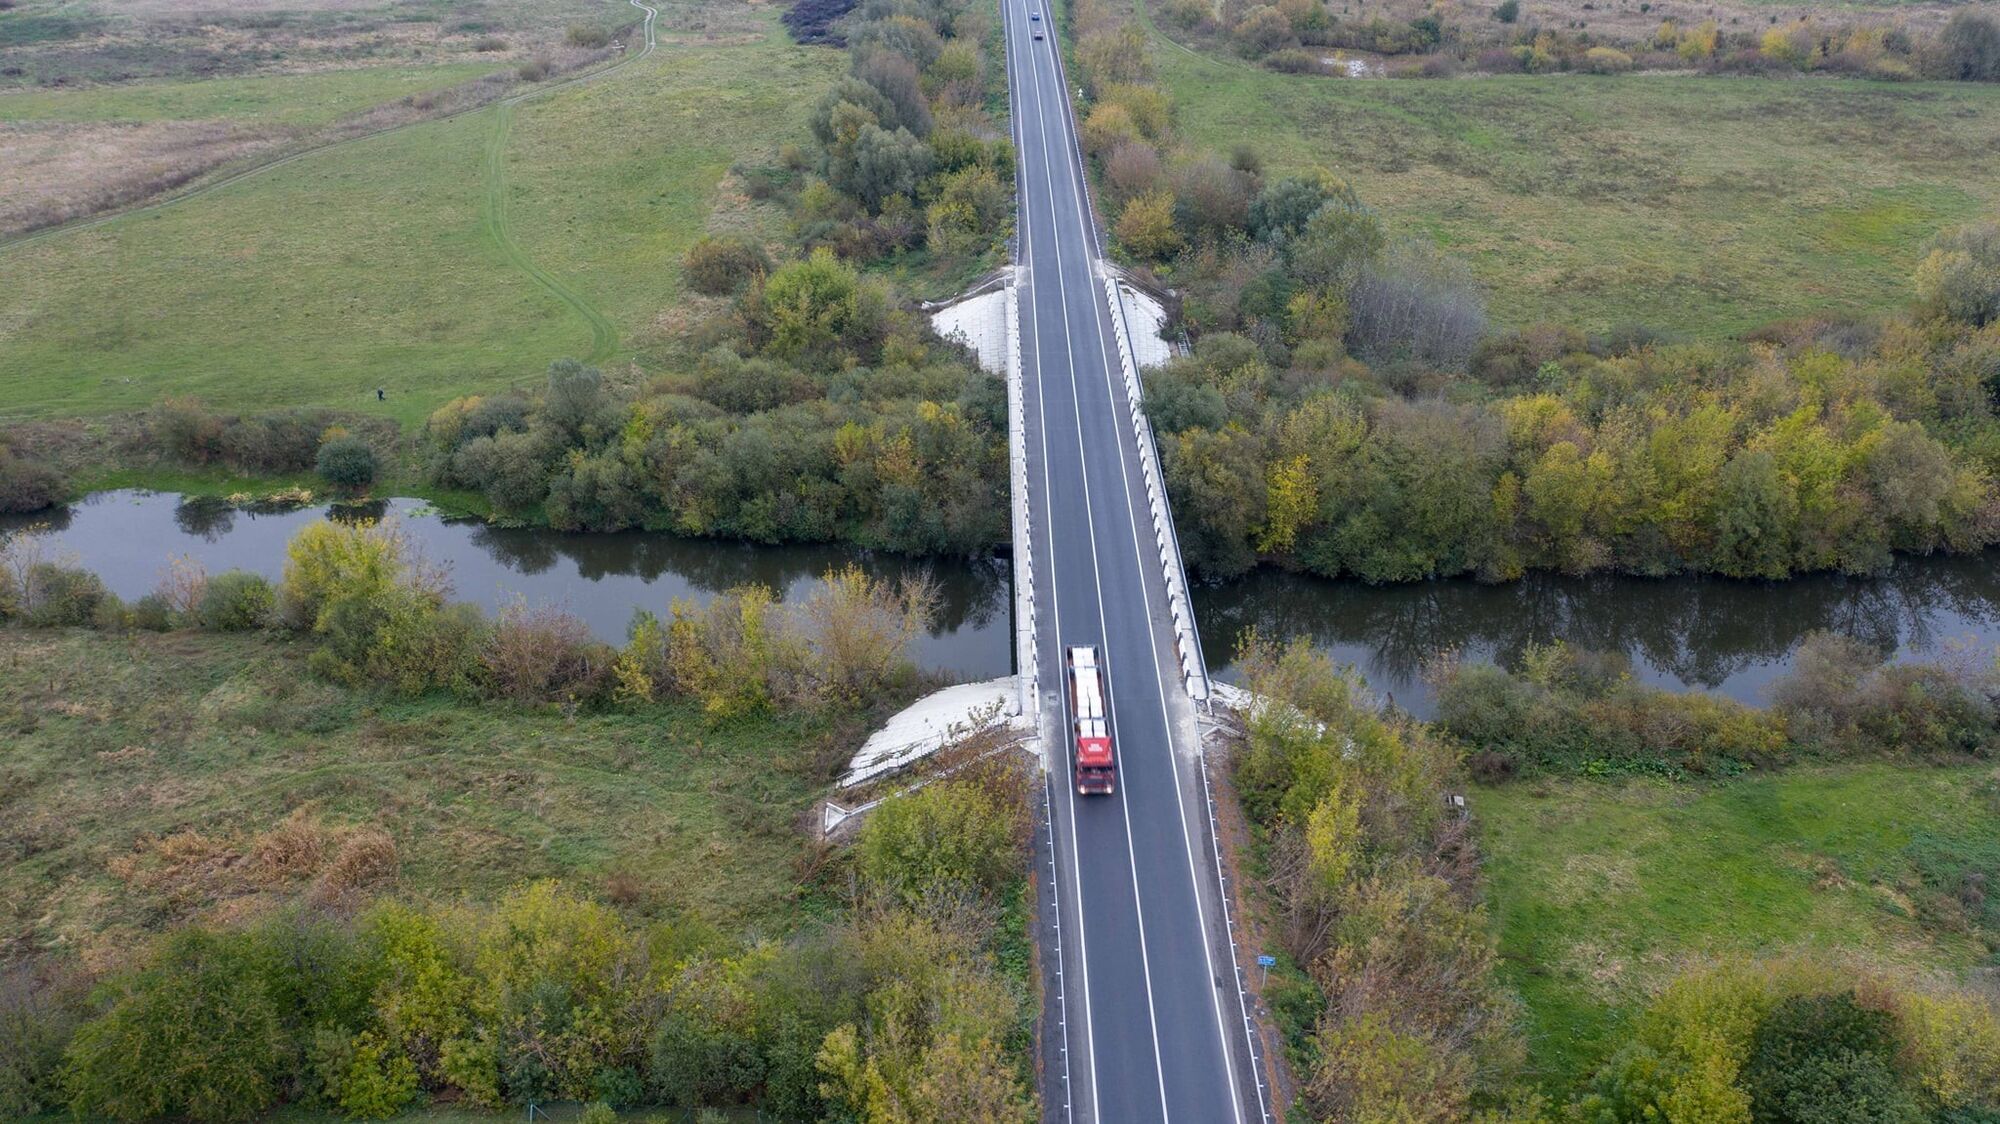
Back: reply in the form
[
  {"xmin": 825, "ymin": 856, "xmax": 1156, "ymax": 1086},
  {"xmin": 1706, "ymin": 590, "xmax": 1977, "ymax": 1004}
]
[
  {"xmin": 476, "ymin": 0, "xmax": 658, "ymax": 365},
  {"xmin": 0, "ymin": 0, "xmax": 662, "ymax": 259}
]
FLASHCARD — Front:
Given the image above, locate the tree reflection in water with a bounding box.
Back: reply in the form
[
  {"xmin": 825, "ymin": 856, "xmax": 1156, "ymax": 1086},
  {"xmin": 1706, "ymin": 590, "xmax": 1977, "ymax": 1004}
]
[{"xmin": 1196, "ymin": 560, "xmax": 2000, "ymax": 716}]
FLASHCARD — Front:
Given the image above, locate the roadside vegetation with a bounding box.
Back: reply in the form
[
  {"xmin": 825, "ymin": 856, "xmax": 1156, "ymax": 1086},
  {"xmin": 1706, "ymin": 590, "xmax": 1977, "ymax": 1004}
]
[
  {"xmin": 0, "ymin": 516, "xmax": 1038, "ymax": 1120},
  {"xmin": 1228, "ymin": 634, "xmax": 2000, "ymax": 1122}
]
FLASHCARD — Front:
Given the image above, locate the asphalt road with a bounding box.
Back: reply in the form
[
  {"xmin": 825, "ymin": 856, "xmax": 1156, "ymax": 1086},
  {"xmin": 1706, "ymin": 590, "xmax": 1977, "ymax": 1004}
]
[{"xmin": 1001, "ymin": 3, "xmax": 1266, "ymax": 1120}]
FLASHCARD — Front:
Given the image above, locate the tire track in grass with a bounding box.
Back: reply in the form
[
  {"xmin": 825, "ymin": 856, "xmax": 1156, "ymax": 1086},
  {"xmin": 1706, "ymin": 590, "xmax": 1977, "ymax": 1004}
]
[
  {"xmin": 0, "ymin": 0, "xmax": 663, "ymax": 256},
  {"xmin": 480, "ymin": 0, "xmax": 660, "ymax": 365}
]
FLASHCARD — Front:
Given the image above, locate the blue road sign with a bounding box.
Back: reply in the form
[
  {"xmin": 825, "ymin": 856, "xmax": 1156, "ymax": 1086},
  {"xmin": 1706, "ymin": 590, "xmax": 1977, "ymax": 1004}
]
[{"xmin": 1256, "ymin": 954, "xmax": 1277, "ymax": 968}]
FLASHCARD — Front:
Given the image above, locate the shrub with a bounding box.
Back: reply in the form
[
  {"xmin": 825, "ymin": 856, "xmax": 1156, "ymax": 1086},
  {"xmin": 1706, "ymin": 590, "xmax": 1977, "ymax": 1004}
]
[
  {"xmin": 1265, "ymin": 47, "xmax": 1324, "ymax": 72},
  {"xmin": 21, "ymin": 563, "xmax": 106, "ymax": 627},
  {"xmin": 1235, "ymin": 5, "xmax": 1295, "ymax": 56},
  {"xmin": 683, "ymin": 234, "xmax": 772, "ymax": 297},
  {"xmin": 0, "ymin": 450, "xmax": 63, "ymax": 514},
  {"xmin": 1116, "ymin": 189, "xmax": 1184, "ymax": 261},
  {"xmin": 63, "ymin": 928, "xmax": 291, "ymax": 1123},
  {"xmin": 0, "ymin": 962, "xmax": 86, "ymax": 1117},
  {"xmin": 480, "ymin": 604, "xmax": 612, "ymax": 705},
  {"xmin": 1915, "ymin": 223, "xmax": 2000, "ymax": 328},
  {"xmin": 314, "ymin": 1028, "xmax": 419, "ymax": 1119},
  {"xmin": 197, "ymin": 570, "xmax": 276, "ymax": 631},
  {"xmin": 856, "ymin": 766, "xmax": 1029, "ymax": 904},
  {"xmin": 1583, "ymin": 45, "xmax": 1635, "ymax": 72},
  {"xmin": 517, "ymin": 57, "xmax": 551, "ymax": 81},
  {"xmin": 473, "ymin": 35, "xmax": 506, "ymax": 51},
  {"xmin": 148, "ymin": 397, "xmax": 227, "ymax": 463},
  {"xmin": 1495, "ymin": 0, "xmax": 1519, "ymax": 22},
  {"xmin": 565, "ymin": 23, "xmax": 610, "ymax": 47},
  {"xmin": 1741, "ymin": 992, "xmax": 1920, "ymax": 1124},
  {"xmin": 129, "ymin": 593, "xmax": 176, "ymax": 631},
  {"xmin": 317, "ymin": 435, "xmax": 381, "ymax": 493},
  {"xmin": 1937, "ymin": 10, "xmax": 2000, "ymax": 81}
]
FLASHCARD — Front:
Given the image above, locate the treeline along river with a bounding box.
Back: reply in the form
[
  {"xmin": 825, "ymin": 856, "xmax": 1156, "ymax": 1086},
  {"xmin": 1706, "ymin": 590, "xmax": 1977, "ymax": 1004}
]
[{"xmin": 7, "ymin": 491, "xmax": 2000, "ymax": 718}]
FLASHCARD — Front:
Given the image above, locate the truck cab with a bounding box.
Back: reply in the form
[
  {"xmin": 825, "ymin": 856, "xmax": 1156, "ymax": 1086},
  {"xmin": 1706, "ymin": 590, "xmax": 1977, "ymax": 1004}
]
[{"xmin": 1067, "ymin": 645, "xmax": 1116, "ymax": 795}]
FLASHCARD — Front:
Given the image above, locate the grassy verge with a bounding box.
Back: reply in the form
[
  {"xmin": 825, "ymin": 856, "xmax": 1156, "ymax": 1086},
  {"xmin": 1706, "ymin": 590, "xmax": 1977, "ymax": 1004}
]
[
  {"xmin": 0, "ymin": 628, "xmax": 848, "ymax": 970},
  {"xmin": 1143, "ymin": 12, "xmax": 2000, "ymax": 333},
  {"xmin": 0, "ymin": 7, "xmax": 834, "ymax": 426},
  {"xmin": 1476, "ymin": 762, "xmax": 2000, "ymax": 1091}
]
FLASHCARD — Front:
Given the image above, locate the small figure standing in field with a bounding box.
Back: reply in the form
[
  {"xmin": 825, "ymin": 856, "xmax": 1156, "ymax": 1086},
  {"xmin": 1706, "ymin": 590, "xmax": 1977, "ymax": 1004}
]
[{"xmin": 375, "ymin": 387, "xmax": 385, "ymax": 402}]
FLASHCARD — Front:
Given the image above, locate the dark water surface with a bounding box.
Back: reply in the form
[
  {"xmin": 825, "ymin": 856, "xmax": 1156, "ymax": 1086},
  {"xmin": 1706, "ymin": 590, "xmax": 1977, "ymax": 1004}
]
[
  {"xmin": 1195, "ymin": 558, "xmax": 2000, "ymax": 716},
  {"xmin": 9, "ymin": 491, "xmax": 1999, "ymax": 718},
  {"xmin": 0, "ymin": 491, "xmax": 1014, "ymax": 680}
]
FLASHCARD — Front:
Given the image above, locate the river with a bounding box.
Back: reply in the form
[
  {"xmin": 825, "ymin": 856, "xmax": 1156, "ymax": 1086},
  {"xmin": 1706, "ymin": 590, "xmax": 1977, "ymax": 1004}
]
[{"xmin": 6, "ymin": 490, "xmax": 1998, "ymax": 717}]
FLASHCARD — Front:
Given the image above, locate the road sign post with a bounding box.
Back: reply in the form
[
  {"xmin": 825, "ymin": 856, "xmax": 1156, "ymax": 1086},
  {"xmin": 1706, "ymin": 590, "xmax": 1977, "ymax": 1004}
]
[{"xmin": 1256, "ymin": 953, "xmax": 1276, "ymax": 989}]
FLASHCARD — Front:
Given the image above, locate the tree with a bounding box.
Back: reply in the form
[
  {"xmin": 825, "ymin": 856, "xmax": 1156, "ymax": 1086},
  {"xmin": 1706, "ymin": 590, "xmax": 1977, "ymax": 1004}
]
[
  {"xmin": 1116, "ymin": 190, "xmax": 1184, "ymax": 261},
  {"xmin": 1250, "ymin": 173, "xmax": 1356, "ymax": 245},
  {"xmin": 761, "ymin": 248, "xmax": 884, "ymax": 365},
  {"xmin": 843, "ymin": 124, "xmax": 934, "ymax": 212},
  {"xmin": 317, "ymin": 435, "xmax": 380, "ymax": 493},
  {"xmin": 1288, "ymin": 195, "xmax": 1385, "ymax": 290},
  {"xmin": 63, "ymin": 929, "xmax": 291, "ymax": 1122},
  {"xmin": 1495, "ymin": 0, "xmax": 1519, "ymax": 22}
]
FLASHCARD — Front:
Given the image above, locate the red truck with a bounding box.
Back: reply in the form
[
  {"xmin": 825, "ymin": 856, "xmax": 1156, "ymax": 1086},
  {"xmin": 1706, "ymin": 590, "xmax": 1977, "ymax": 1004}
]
[{"xmin": 1066, "ymin": 645, "xmax": 1116, "ymax": 795}]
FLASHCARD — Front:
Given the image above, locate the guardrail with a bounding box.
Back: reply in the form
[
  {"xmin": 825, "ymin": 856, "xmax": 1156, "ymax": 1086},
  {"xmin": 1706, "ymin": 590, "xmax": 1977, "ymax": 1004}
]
[
  {"xmin": 1100, "ymin": 271, "xmax": 1210, "ymax": 706},
  {"xmin": 1006, "ymin": 274, "xmax": 1041, "ymax": 730}
]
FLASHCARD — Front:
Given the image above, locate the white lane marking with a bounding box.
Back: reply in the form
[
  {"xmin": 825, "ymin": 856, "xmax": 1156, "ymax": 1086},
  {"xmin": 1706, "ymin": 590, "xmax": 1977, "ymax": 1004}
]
[
  {"xmin": 1015, "ymin": 1, "xmax": 1174, "ymax": 1118},
  {"xmin": 1027, "ymin": 18, "xmax": 1253, "ymax": 1124}
]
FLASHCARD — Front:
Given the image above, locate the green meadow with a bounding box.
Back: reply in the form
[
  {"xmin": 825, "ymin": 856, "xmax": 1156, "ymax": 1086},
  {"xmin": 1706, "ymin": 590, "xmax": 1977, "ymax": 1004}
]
[
  {"xmin": 1476, "ymin": 762, "xmax": 2000, "ymax": 1089},
  {"xmin": 1147, "ymin": 13, "xmax": 2000, "ymax": 334},
  {"xmin": 0, "ymin": 12, "xmax": 834, "ymax": 427}
]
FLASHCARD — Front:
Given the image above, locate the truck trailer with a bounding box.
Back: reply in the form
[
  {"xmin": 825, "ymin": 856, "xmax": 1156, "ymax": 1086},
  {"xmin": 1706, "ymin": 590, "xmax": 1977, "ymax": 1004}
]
[{"xmin": 1066, "ymin": 645, "xmax": 1116, "ymax": 795}]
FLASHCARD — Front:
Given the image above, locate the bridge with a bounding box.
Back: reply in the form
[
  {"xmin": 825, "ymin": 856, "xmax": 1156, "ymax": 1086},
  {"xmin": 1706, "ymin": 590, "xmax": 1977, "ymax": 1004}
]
[{"xmin": 997, "ymin": 1, "xmax": 1275, "ymax": 1119}]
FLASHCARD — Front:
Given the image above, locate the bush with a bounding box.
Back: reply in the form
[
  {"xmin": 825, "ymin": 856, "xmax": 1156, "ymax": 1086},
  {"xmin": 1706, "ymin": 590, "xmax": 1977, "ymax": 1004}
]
[
  {"xmin": 1915, "ymin": 222, "xmax": 2000, "ymax": 328},
  {"xmin": 1742, "ymin": 992, "xmax": 1920, "ymax": 1124},
  {"xmin": 197, "ymin": 570, "xmax": 276, "ymax": 631},
  {"xmin": 1495, "ymin": 0, "xmax": 1519, "ymax": 21},
  {"xmin": 480, "ymin": 604, "xmax": 612, "ymax": 705},
  {"xmin": 565, "ymin": 23, "xmax": 610, "ymax": 47},
  {"xmin": 129, "ymin": 593, "xmax": 176, "ymax": 631},
  {"xmin": 1582, "ymin": 45, "xmax": 1635, "ymax": 72},
  {"xmin": 0, "ymin": 962, "xmax": 85, "ymax": 1117},
  {"xmin": 517, "ymin": 57, "xmax": 551, "ymax": 81},
  {"xmin": 20, "ymin": 563, "xmax": 106, "ymax": 627},
  {"xmin": 683, "ymin": 234, "xmax": 772, "ymax": 297},
  {"xmin": 63, "ymin": 929, "xmax": 291, "ymax": 1123},
  {"xmin": 0, "ymin": 450, "xmax": 64, "ymax": 514},
  {"xmin": 856, "ymin": 766, "xmax": 1029, "ymax": 904},
  {"xmin": 317, "ymin": 436, "xmax": 380, "ymax": 493},
  {"xmin": 1937, "ymin": 10, "xmax": 2000, "ymax": 81}
]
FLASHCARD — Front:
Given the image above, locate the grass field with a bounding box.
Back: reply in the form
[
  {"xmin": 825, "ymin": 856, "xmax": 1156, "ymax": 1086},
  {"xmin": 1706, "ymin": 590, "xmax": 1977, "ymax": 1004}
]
[
  {"xmin": 0, "ymin": 63, "xmax": 506, "ymax": 127},
  {"xmin": 0, "ymin": 628, "xmax": 848, "ymax": 972},
  {"xmin": 1147, "ymin": 17, "xmax": 2000, "ymax": 334},
  {"xmin": 1476, "ymin": 762, "xmax": 2000, "ymax": 1090},
  {"xmin": 0, "ymin": 6, "xmax": 832, "ymax": 427}
]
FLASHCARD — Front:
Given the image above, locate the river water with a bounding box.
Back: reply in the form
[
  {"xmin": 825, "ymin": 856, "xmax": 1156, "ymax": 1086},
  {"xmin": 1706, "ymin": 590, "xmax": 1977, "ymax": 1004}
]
[{"xmin": 7, "ymin": 490, "xmax": 1999, "ymax": 717}]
